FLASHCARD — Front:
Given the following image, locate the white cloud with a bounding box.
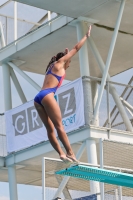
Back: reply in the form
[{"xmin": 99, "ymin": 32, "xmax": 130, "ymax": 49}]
[{"xmin": 0, "ymin": 196, "xmax": 9, "ymax": 200}]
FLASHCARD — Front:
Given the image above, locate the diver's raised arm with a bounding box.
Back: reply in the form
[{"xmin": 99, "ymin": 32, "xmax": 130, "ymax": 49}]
[
  {"xmin": 64, "ymin": 48, "xmax": 71, "ymax": 69},
  {"xmin": 59, "ymin": 25, "xmax": 91, "ymax": 65}
]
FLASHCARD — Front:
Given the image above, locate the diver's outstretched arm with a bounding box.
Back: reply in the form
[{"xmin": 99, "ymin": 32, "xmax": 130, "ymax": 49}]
[
  {"xmin": 64, "ymin": 48, "xmax": 71, "ymax": 69},
  {"xmin": 59, "ymin": 25, "xmax": 91, "ymax": 65}
]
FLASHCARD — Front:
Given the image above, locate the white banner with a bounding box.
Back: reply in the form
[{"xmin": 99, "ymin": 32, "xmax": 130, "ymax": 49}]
[{"xmin": 5, "ymin": 78, "xmax": 85, "ymax": 153}]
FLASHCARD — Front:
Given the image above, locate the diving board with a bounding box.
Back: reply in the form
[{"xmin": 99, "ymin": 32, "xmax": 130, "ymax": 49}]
[{"xmin": 56, "ymin": 165, "xmax": 133, "ymax": 188}]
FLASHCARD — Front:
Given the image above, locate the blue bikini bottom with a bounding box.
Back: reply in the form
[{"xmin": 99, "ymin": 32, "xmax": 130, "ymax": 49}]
[{"xmin": 34, "ymin": 87, "xmax": 57, "ymax": 105}]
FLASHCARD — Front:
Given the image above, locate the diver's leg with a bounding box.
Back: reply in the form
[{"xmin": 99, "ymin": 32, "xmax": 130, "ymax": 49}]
[
  {"xmin": 34, "ymin": 102, "xmax": 72, "ymax": 163},
  {"xmin": 41, "ymin": 93, "xmax": 79, "ymax": 163}
]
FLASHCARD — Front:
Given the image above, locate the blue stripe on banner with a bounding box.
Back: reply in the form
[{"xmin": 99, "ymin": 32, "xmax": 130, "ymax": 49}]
[{"xmin": 74, "ymin": 194, "xmax": 97, "ymax": 200}]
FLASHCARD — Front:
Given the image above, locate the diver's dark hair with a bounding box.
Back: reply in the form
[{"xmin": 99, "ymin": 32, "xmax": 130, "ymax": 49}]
[{"xmin": 45, "ymin": 52, "xmax": 65, "ymax": 73}]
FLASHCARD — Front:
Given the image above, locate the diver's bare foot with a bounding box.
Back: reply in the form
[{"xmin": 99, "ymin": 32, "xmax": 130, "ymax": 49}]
[
  {"xmin": 66, "ymin": 154, "xmax": 80, "ymax": 164},
  {"xmin": 60, "ymin": 155, "xmax": 73, "ymax": 164}
]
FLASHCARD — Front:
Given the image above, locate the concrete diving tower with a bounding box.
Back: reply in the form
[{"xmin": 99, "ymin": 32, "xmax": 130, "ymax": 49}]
[
  {"xmin": 0, "ymin": 0, "xmax": 133, "ymax": 200},
  {"xmin": 10, "ymin": 0, "xmax": 133, "ymax": 78}
]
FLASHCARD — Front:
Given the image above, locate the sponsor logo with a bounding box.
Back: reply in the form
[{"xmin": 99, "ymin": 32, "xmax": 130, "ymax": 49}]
[
  {"xmin": 12, "ymin": 87, "xmax": 76, "ymax": 136},
  {"xmin": 12, "ymin": 110, "xmax": 28, "ymax": 136},
  {"xmin": 58, "ymin": 87, "xmax": 76, "ymax": 118},
  {"xmin": 62, "ymin": 114, "xmax": 76, "ymax": 127},
  {"xmin": 12, "ymin": 106, "xmax": 43, "ymax": 136}
]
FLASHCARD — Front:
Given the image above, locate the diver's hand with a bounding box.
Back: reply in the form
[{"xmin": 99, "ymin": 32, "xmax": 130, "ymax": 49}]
[
  {"xmin": 64, "ymin": 48, "xmax": 69, "ymax": 54},
  {"xmin": 86, "ymin": 25, "xmax": 91, "ymax": 37}
]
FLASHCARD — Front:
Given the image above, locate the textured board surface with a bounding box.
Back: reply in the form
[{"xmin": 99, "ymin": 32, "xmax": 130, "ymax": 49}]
[{"xmin": 56, "ymin": 165, "xmax": 133, "ymax": 188}]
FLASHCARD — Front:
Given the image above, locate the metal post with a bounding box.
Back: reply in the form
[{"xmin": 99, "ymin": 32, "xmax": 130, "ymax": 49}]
[
  {"xmin": 14, "ymin": 2, "xmax": 17, "ymax": 40},
  {"xmin": 91, "ymin": 81, "xmax": 99, "ymax": 126},
  {"xmin": 48, "ymin": 11, "xmax": 51, "ymax": 26},
  {"xmin": 88, "ymin": 37, "xmax": 133, "ymax": 131},
  {"xmin": 86, "ymin": 139, "xmax": 100, "ymax": 196},
  {"xmin": 6, "ymin": 16, "xmax": 7, "ymax": 45},
  {"xmin": 56, "ymin": 176, "xmax": 72, "ymax": 200},
  {"xmin": 48, "ymin": 11, "xmax": 51, "ymax": 21},
  {"xmin": 92, "ymin": 0, "xmax": 126, "ymax": 124},
  {"xmin": 53, "ymin": 142, "xmax": 86, "ymax": 199},
  {"xmin": 8, "ymin": 165, "xmax": 18, "ymax": 200},
  {"xmin": 99, "ymin": 138, "xmax": 104, "ymax": 200},
  {"xmin": 119, "ymin": 187, "xmax": 122, "ymax": 200},
  {"xmin": 119, "ymin": 169, "xmax": 122, "ymax": 200},
  {"xmin": 106, "ymin": 82, "xmax": 111, "ymax": 128},
  {"xmin": 120, "ymin": 97, "xmax": 133, "ymax": 112},
  {"xmin": 42, "ymin": 157, "xmax": 45, "ymax": 200},
  {"xmin": 76, "ymin": 21, "xmax": 90, "ymax": 76},
  {"xmin": 115, "ymin": 189, "xmax": 119, "ymax": 200},
  {"xmin": 10, "ymin": 67, "xmax": 27, "ymax": 103},
  {"xmin": 2, "ymin": 63, "xmax": 12, "ymax": 111},
  {"xmin": 0, "ymin": 22, "xmax": 6, "ymax": 47},
  {"xmin": 76, "ymin": 21, "xmax": 93, "ymax": 123},
  {"xmin": 126, "ymin": 107, "xmax": 133, "ymax": 117},
  {"xmin": 8, "ymin": 62, "xmax": 41, "ymax": 91}
]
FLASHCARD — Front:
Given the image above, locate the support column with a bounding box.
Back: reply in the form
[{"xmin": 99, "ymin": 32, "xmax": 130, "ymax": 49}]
[
  {"xmin": 120, "ymin": 97, "xmax": 133, "ymax": 112},
  {"xmin": 115, "ymin": 189, "xmax": 119, "ymax": 200},
  {"xmin": 48, "ymin": 11, "xmax": 51, "ymax": 21},
  {"xmin": 86, "ymin": 139, "xmax": 100, "ymax": 195},
  {"xmin": 88, "ymin": 37, "xmax": 133, "ymax": 131},
  {"xmin": 91, "ymin": 81, "xmax": 99, "ymax": 126},
  {"xmin": 99, "ymin": 138, "xmax": 104, "ymax": 200},
  {"xmin": 92, "ymin": 0, "xmax": 126, "ymax": 125},
  {"xmin": 0, "ymin": 22, "xmax": 6, "ymax": 47},
  {"xmin": 56, "ymin": 176, "xmax": 72, "ymax": 200},
  {"xmin": 10, "ymin": 67, "xmax": 27, "ymax": 104},
  {"xmin": 8, "ymin": 165, "xmax": 18, "ymax": 200},
  {"xmin": 76, "ymin": 21, "xmax": 90, "ymax": 76},
  {"xmin": 8, "ymin": 62, "xmax": 41, "ymax": 91},
  {"xmin": 2, "ymin": 63, "xmax": 12, "ymax": 111},
  {"xmin": 42, "ymin": 158, "xmax": 45, "ymax": 200},
  {"xmin": 119, "ymin": 169, "xmax": 122, "ymax": 200},
  {"xmin": 48, "ymin": 11, "xmax": 51, "ymax": 26},
  {"xmin": 76, "ymin": 21, "xmax": 100, "ymax": 196},
  {"xmin": 76, "ymin": 21, "xmax": 93, "ymax": 123},
  {"xmin": 14, "ymin": 2, "xmax": 17, "ymax": 40}
]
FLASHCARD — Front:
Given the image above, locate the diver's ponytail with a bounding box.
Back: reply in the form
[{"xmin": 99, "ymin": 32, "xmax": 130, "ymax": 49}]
[
  {"xmin": 45, "ymin": 52, "xmax": 65, "ymax": 73},
  {"xmin": 45, "ymin": 56, "xmax": 56, "ymax": 73}
]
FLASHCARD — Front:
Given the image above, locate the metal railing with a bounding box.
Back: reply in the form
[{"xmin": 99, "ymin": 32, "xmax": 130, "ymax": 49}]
[
  {"xmin": 83, "ymin": 76, "xmax": 133, "ymax": 132},
  {"xmin": 0, "ymin": 76, "xmax": 133, "ymax": 156},
  {"xmin": 96, "ymin": 189, "xmax": 119, "ymax": 200},
  {"xmin": 0, "ymin": 4, "xmax": 59, "ymax": 48},
  {"xmin": 0, "ymin": 113, "xmax": 7, "ymax": 156}
]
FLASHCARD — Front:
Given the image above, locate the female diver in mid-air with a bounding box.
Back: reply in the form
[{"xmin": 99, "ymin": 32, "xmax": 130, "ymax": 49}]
[{"xmin": 34, "ymin": 25, "xmax": 91, "ymax": 164}]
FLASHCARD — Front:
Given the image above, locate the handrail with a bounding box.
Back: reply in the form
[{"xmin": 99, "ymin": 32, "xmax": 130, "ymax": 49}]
[
  {"xmin": 83, "ymin": 75, "xmax": 133, "ymax": 89},
  {"xmin": 0, "ymin": 14, "xmax": 62, "ymax": 49}
]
